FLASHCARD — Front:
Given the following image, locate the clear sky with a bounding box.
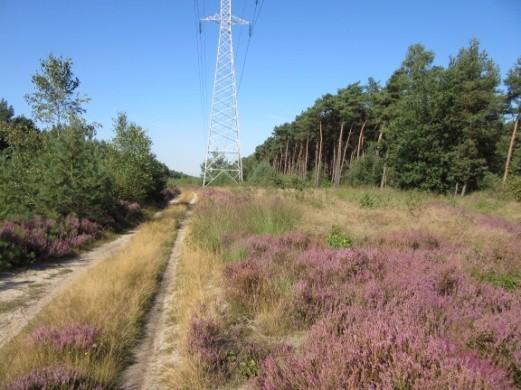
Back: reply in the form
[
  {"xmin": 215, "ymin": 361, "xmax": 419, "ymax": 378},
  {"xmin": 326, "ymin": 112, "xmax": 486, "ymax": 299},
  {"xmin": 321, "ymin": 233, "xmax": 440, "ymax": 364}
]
[{"xmin": 1, "ymin": 0, "xmax": 520, "ymax": 176}]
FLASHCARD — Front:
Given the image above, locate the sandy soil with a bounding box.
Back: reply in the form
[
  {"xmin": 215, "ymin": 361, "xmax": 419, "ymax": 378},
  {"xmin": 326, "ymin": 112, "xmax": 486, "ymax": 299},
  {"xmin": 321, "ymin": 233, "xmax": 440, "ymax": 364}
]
[
  {"xmin": 121, "ymin": 192, "xmax": 197, "ymax": 389},
  {"xmin": 0, "ymin": 232, "xmax": 136, "ymax": 349}
]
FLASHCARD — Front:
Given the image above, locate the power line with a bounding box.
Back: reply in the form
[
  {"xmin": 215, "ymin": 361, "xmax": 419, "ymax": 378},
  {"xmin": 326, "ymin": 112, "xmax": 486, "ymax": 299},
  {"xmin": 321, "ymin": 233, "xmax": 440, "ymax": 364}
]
[
  {"xmin": 193, "ymin": 0, "xmax": 207, "ymax": 129},
  {"xmin": 201, "ymin": 0, "xmax": 249, "ymax": 186}
]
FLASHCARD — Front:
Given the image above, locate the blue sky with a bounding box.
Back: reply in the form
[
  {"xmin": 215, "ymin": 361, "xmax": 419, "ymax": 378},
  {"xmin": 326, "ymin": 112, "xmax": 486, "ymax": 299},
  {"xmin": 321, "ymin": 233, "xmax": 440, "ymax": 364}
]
[{"xmin": 1, "ymin": 0, "xmax": 520, "ymax": 176}]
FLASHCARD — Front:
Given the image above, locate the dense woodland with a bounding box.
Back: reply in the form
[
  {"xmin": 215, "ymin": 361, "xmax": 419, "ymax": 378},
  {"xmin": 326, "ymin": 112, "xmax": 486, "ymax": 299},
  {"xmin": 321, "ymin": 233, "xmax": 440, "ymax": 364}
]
[
  {"xmin": 247, "ymin": 40, "xmax": 521, "ymax": 196},
  {"xmin": 0, "ymin": 55, "xmax": 173, "ymax": 268}
]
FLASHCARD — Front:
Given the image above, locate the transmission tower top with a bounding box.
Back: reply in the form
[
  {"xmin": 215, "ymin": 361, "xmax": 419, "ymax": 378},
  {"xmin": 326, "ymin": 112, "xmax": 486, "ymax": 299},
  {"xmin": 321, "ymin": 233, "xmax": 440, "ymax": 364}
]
[{"xmin": 201, "ymin": 0, "xmax": 249, "ymax": 186}]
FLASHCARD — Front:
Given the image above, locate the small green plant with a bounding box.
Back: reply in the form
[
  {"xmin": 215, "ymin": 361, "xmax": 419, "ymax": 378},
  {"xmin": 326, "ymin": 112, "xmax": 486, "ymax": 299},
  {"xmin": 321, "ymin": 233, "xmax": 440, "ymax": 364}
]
[
  {"xmin": 359, "ymin": 193, "xmax": 377, "ymax": 209},
  {"xmin": 327, "ymin": 225, "xmax": 352, "ymax": 248},
  {"xmin": 473, "ymin": 270, "xmax": 520, "ymax": 291},
  {"xmin": 405, "ymin": 191, "xmax": 422, "ymax": 215}
]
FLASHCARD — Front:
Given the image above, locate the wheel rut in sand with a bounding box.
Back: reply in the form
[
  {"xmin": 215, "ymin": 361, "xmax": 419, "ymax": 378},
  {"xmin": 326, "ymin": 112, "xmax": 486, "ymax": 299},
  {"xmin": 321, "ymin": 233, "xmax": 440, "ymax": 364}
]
[
  {"xmin": 0, "ymin": 231, "xmax": 136, "ymax": 349},
  {"xmin": 121, "ymin": 193, "xmax": 197, "ymax": 390}
]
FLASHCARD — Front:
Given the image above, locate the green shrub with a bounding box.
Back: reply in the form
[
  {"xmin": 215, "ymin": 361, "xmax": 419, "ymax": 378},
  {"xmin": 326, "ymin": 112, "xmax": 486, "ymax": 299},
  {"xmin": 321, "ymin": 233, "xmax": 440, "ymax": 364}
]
[
  {"xmin": 479, "ymin": 172, "xmax": 502, "ymax": 191},
  {"xmin": 507, "ymin": 176, "xmax": 521, "ymax": 202},
  {"xmin": 359, "ymin": 193, "xmax": 377, "ymax": 209},
  {"xmin": 326, "ymin": 225, "xmax": 352, "ymax": 248},
  {"xmin": 344, "ymin": 144, "xmax": 384, "ymax": 186},
  {"xmin": 247, "ymin": 162, "xmax": 280, "ymax": 187}
]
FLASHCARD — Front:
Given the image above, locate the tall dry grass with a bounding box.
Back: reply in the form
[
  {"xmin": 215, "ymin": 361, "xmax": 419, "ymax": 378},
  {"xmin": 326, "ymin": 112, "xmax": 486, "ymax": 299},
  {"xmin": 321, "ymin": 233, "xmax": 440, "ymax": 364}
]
[
  {"xmin": 163, "ymin": 189, "xmax": 301, "ymax": 388},
  {"xmin": 163, "ymin": 238, "xmax": 221, "ymax": 389},
  {"xmin": 0, "ymin": 204, "xmax": 186, "ymax": 388}
]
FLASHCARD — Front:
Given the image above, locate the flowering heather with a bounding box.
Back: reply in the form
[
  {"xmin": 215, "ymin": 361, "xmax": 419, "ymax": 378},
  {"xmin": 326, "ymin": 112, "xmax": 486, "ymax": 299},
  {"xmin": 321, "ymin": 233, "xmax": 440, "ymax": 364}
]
[
  {"xmin": 475, "ymin": 213, "xmax": 521, "ymax": 236},
  {"xmin": 218, "ymin": 230, "xmax": 521, "ymax": 387},
  {"xmin": 31, "ymin": 324, "xmax": 99, "ymax": 352},
  {"xmin": 244, "ymin": 232, "xmax": 317, "ymax": 255},
  {"xmin": 0, "ymin": 215, "xmax": 101, "ymax": 268},
  {"xmin": 7, "ymin": 366, "xmax": 101, "ymax": 390},
  {"xmin": 188, "ymin": 315, "xmax": 265, "ymax": 382},
  {"xmin": 257, "ymin": 309, "xmax": 514, "ymax": 389}
]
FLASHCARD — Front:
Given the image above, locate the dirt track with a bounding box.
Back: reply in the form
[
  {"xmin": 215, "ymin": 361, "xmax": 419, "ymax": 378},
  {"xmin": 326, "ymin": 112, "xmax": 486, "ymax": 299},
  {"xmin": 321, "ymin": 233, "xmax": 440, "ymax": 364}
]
[
  {"xmin": 0, "ymin": 231, "xmax": 136, "ymax": 348},
  {"xmin": 121, "ymin": 192, "xmax": 197, "ymax": 389}
]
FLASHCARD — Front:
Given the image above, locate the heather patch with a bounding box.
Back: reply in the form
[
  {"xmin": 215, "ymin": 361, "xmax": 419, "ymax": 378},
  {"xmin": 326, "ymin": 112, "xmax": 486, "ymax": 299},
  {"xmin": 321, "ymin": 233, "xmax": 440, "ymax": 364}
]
[
  {"xmin": 188, "ymin": 315, "xmax": 266, "ymax": 384},
  {"xmin": 31, "ymin": 324, "xmax": 99, "ymax": 352},
  {"xmin": 0, "ymin": 215, "xmax": 101, "ymax": 269},
  {"xmin": 257, "ymin": 310, "xmax": 514, "ymax": 389},
  {"xmin": 172, "ymin": 189, "xmax": 521, "ymax": 388},
  {"xmin": 475, "ymin": 213, "xmax": 521, "ymax": 235},
  {"xmin": 7, "ymin": 366, "xmax": 101, "ymax": 390},
  {"xmin": 220, "ymin": 229, "xmax": 521, "ymax": 387}
]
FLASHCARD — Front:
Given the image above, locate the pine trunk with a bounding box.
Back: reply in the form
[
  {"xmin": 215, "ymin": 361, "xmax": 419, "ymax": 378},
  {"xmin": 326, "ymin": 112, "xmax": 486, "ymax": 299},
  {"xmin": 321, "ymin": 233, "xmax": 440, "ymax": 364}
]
[
  {"xmin": 304, "ymin": 136, "xmax": 309, "ymax": 180},
  {"xmin": 503, "ymin": 113, "xmax": 520, "ymax": 183},
  {"xmin": 356, "ymin": 120, "xmax": 367, "ymax": 159},
  {"xmin": 314, "ymin": 139, "xmax": 319, "ymax": 186},
  {"xmin": 334, "ymin": 122, "xmax": 345, "ymax": 186},
  {"xmin": 338, "ymin": 124, "xmax": 353, "ymax": 185},
  {"xmin": 331, "ymin": 147, "xmax": 337, "ymax": 184},
  {"xmin": 284, "ymin": 140, "xmax": 289, "ymax": 175},
  {"xmin": 316, "ymin": 121, "xmax": 324, "ymax": 187}
]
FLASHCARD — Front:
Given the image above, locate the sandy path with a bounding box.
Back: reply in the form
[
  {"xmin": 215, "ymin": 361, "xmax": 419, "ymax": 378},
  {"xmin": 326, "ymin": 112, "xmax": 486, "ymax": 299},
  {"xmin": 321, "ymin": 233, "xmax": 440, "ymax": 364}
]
[
  {"xmin": 0, "ymin": 231, "xmax": 136, "ymax": 349},
  {"xmin": 121, "ymin": 193, "xmax": 197, "ymax": 389}
]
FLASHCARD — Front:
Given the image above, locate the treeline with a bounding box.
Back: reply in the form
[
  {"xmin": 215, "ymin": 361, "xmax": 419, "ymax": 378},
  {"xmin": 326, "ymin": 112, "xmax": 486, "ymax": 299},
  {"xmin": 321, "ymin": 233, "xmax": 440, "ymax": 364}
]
[
  {"xmin": 247, "ymin": 40, "xmax": 521, "ymax": 196},
  {"xmin": 0, "ymin": 55, "xmax": 173, "ymax": 267}
]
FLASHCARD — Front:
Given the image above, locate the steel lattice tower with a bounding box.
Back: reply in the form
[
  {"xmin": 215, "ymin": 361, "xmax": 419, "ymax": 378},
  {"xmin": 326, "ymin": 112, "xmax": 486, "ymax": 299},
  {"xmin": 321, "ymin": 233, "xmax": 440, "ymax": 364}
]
[{"xmin": 202, "ymin": 0, "xmax": 248, "ymax": 186}]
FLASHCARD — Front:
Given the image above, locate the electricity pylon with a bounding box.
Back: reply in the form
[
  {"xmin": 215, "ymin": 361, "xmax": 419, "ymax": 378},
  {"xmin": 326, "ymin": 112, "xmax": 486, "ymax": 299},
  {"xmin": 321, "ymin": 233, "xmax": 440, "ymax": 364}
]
[{"xmin": 202, "ymin": 0, "xmax": 248, "ymax": 186}]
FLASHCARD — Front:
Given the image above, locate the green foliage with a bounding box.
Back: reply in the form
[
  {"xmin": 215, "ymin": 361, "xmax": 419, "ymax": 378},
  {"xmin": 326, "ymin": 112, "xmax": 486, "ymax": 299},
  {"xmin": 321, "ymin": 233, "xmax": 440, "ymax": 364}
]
[
  {"xmin": 0, "ymin": 60, "xmax": 170, "ymax": 227},
  {"xmin": 326, "ymin": 225, "xmax": 352, "ymax": 248},
  {"xmin": 359, "ymin": 192, "xmax": 377, "ymax": 209},
  {"xmin": 36, "ymin": 121, "xmax": 116, "ymax": 223},
  {"xmin": 345, "ymin": 144, "xmax": 384, "ymax": 186},
  {"xmin": 25, "ymin": 54, "xmax": 90, "ymax": 127},
  {"xmin": 247, "ymin": 161, "xmax": 280, "ymax": 186},
  {"xmin": 505, "ymin": 57, "xmax": 521, "ymax": 114},
  {"xmin": 479, "ymin": 172, "xmax": 502, "ymax": 192},
  {"xmin": 474, "ymin": 270, "xmax": 520, "ymax": 291},
  {"xmin": 252, "ymin": 39, "xmax": 512, "ymax": 195},
  {"xmin": 0, "ymin": 98, "xmax": 14, "ymax": 123},
  {"xmin": 507, "ymin": 176, "xmax": 521, "ymax": 202},
  {"xmin": 106, "ymin": 113, "xmax": 168, "ymax": 203}
]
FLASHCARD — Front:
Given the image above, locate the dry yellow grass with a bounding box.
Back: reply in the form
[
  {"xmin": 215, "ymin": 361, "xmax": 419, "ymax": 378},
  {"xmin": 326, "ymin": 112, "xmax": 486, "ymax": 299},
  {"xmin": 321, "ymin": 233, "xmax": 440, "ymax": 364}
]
[
  {"xmin": 0, "ymin": 204, "xmax": 187, "ymax": 387},
  {"xmin": 162, "ymin": 234, "xmax": 222, "ymax": 389}
]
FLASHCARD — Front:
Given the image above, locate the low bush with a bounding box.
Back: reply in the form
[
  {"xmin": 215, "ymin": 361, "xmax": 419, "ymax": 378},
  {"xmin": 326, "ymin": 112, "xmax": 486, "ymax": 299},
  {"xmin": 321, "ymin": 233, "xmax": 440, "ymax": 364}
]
[
  {"xmin": 31, "ymin": 324, "xmax": 99, "ymax": 352},
  {"xmin": 257, "ymin": 310, "xmax": 513, "ymax": 389},
  {"xmin": 507, "ymin": 176, "xmax": 521, "ymax": 202},
  {"xmin": 0, "ymin": 215, "xmax": 101, "ymax": 269},
  {"xmin": 218, "ymin": 229, "xmax": 521, "ymax": 387},
  {"xmin": 359, "ymin": 192, "xmax": 378, "ymax": 208},
  {"xmin": 7, "ymin": 366, "xmax": 101, "ymax": 390},
  {"xmin": 188, "ymin": 315, "xmax": 265, "ymax": 384},
  {"xmin": 326, "ymin": 225, "xmax": 352, "ymax": 248}
]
